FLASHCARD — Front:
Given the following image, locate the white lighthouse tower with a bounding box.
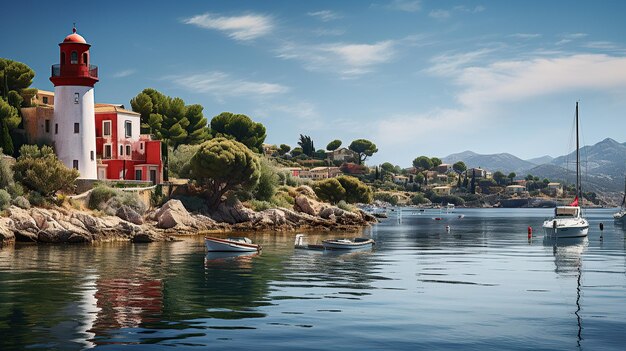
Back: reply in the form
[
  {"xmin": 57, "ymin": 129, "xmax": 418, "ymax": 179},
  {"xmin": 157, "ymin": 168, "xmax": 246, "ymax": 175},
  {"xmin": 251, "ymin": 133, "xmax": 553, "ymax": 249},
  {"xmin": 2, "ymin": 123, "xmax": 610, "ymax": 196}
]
[{"xmin": 50, "ymin": 26, "xmax": 98, "ymax": 179}]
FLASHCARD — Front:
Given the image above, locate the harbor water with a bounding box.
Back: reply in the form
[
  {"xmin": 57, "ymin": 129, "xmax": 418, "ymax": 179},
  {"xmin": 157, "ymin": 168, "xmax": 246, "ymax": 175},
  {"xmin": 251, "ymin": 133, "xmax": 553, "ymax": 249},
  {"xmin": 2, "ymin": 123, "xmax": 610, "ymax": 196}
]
[{"xmin": 1, "ymin": 208, "xmax": 625, "ymax": 350}]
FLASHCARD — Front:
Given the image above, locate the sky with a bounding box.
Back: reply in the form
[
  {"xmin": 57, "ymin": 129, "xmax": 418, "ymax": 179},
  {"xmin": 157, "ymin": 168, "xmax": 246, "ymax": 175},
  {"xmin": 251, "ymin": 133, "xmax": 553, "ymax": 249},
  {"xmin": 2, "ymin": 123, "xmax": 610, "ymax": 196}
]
[{"xmin": 2, "ymin": 0, "xmax": 626, "ymax": 166}]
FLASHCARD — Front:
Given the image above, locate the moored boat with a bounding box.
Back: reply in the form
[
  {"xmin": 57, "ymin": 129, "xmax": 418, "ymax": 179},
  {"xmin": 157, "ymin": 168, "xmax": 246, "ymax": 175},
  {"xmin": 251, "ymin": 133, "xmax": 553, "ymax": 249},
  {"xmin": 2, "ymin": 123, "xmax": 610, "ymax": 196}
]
[
  {"xmin": 322, "ymin": 237, "xmax": 375, "ymax": 250},
  {"xmin": 205, "ymin": 236, "xmax": 261, "ymax": 252},
  {"xmin": 294, "ymin": 234, "xmax": 325, "ymax": 250},
  {"xmin": 542, "ymin": 102, "xmax": 589, "ymax": 239},
  {"xmin": 614, "ymin": 176, "xmax": 626, "ymax": 222}
]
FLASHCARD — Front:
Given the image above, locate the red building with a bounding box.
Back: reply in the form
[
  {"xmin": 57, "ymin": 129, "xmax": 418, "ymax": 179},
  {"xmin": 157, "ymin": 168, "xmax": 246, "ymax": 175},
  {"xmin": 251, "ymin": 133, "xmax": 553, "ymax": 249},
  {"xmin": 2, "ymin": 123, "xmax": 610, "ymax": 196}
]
[{"xmin": 94, "ymin": 104, "xmax": 163, "ymax": 184}]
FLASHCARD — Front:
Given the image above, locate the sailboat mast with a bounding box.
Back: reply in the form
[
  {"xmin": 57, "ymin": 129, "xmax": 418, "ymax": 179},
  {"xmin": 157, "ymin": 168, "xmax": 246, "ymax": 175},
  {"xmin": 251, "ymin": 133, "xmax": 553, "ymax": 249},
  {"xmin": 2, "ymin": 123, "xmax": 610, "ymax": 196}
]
[{"xmin": 576, "ymin": 102, "xmax": 580, "ymax": 200}]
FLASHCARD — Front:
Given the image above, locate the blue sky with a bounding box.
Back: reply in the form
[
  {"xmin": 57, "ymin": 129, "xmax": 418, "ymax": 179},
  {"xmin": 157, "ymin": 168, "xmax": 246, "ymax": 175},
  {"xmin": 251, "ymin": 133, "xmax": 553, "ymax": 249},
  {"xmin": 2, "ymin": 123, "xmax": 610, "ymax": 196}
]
[{"xmin": 3, "ymin": 0, "xmax": 626, "ymax": 166}]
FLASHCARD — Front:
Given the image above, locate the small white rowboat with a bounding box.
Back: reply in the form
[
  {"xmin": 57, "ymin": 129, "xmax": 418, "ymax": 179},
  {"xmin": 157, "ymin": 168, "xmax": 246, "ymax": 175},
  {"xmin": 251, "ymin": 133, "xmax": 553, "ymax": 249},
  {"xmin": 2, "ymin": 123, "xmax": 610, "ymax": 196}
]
[
  {"xmin": 205, "ymin": 236, "xmax": 261, "ymax": 252},
  {"xmin": 321, "ymin": 237, "xmax": 375, "ymax": 250}
]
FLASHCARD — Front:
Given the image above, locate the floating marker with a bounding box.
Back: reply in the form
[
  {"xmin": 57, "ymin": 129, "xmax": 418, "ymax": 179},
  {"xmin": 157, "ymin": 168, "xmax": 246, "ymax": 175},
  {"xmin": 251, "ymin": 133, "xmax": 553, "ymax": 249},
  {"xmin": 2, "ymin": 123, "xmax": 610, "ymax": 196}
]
[{"xmin": 528, "ymin": 226, "xmax": 533, "ymax": 239}]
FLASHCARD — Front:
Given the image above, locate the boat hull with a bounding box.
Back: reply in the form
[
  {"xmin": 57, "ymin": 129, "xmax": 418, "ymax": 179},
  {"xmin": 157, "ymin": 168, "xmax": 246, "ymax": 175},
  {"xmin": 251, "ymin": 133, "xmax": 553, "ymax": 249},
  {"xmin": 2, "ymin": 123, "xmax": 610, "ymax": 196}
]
[
  {"xmin": 542, "ymin": 221, "xmax": 589, "ymax": 238},
  {"xmin": 205, "ymin": 237, "xmax": 260, "ymax": 252},
  {"xmin": 321, "ymin": 238, "xmax": 375, "ymax": 250}
]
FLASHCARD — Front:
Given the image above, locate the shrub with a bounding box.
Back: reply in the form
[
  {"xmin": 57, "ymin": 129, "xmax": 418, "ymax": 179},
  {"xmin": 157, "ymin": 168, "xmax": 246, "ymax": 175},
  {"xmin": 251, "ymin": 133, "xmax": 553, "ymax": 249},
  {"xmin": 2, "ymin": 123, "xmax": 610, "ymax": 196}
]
[
  {"xmin": 270, "ymin": 191, "xmax": 294, "ymax": 208},
  {"xmin": 411, "ymin": 193, "xmax": 429, "ymax": 205},
  {"xmin": 0, "ymin": 189, "xmax": 10, "ymax": 210},
  {"xmin": 13, "ymin": 145, "xmax": 79, "ymax": 197},
  {"xmin": 11, "ymin": 195, "xmax": 30, "ymax": 209},
  {"xmin": 373, "ymin": 192, "xmax": 398, "ymax": 206},
  {"xmin": 430, "ymin": 194, "xmax": 465, "ymax": 206},
  {"xmin": 27, "ymin": 191, "xmax": 46, "ymax": 207},
  {"xmin": 247, "ymin": 199, "xmax": 273, "ymax": 212},
  {"xmin": 336, "ymin": 175, "xmax": 373, "ymax": 204},
  {"xmin": 0, "ymin": 152, "xmax": 14, "ymax": 189},
  {"xmin": 337, "ymin": 200, "xmax": 356, "ymax": 212},
  {"xmin": 312, "ymin": 178, "xmax": 345, "ymax": 204},
  {"xmin": 252, "ymin": 158, "xmax": 279, "ymax": 201},
  {"xmin": 89, "ymin": 185, "xmax": 118, "ymax": 210},
  {"xmin": 168, "ymin": 144, "xmax": 200, "ymax": 178}
]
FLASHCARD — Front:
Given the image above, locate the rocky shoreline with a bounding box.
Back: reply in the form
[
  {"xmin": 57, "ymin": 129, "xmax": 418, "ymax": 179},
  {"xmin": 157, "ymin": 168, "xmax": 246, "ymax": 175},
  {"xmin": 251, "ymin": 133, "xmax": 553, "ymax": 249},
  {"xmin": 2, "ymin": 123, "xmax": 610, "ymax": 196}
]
[{"xmin": 0, "ymin": 194, "xmax": 377, "ymax": 245}]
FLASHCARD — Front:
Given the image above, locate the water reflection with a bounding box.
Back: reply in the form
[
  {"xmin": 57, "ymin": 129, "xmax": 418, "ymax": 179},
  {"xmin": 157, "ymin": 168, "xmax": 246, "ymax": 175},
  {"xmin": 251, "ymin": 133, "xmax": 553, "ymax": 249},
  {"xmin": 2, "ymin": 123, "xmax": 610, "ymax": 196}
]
[{"xmin": 543, "ymin": 236, "xmax": 587, "ymax": 347}]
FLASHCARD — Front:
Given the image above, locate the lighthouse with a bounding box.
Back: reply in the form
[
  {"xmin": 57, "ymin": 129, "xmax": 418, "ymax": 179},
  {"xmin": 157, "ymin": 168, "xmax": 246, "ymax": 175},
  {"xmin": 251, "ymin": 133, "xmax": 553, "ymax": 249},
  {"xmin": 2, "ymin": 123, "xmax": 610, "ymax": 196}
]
[{"xmin": 49, "ymin": 26, "xmax": 98, "ymax": 179}]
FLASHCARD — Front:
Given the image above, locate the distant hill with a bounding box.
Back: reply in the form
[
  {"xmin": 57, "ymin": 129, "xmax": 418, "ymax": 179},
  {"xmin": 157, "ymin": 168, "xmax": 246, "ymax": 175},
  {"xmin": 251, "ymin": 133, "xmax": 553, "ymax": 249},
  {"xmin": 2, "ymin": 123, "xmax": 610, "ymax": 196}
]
[
  {"xmin": 441, "ymin": 138, "xmax": 626, "ymax": 192},
  {"xmin": 442, "ymin": 151, "xmax": 535, "ymax": 174},
  {"xmin": 525, "ymin": 155, "xmax": 553, "ymax": 165}
]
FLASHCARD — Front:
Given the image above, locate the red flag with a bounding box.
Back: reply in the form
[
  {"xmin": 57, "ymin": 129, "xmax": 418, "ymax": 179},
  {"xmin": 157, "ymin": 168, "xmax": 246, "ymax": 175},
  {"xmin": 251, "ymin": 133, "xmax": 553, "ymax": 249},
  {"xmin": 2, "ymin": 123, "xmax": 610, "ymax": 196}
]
[{"xmin": 569, "ymin": 196, "xmax": 579, "ymax": 206}]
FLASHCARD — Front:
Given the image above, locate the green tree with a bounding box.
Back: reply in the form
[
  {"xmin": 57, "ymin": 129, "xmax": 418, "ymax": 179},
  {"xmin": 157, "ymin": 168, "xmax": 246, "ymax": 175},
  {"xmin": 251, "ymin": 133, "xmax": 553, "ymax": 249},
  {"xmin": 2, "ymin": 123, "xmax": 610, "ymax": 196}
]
[
  {"xmin": 168, "ymin": 144, "xmax": 201, "ymax": 178},
  {"xmin": 189, "ymin": 138, "xmax": 261, "ymax": 209},
  {"xmin": 430, "ymin": 157, "xmax": 442, "ymax": 168},
  {"xmin": 312, "ymin": 178, "xmax": 346, "ymax": 204},
  {"xmin": 0, "ymin": 119, "xmax": 13, "ymax": 156},
  {"xmin": 210, "ymin": 112, "xmax": 267, "ymax": 153},
  {"xmin": 0, "ymin": 58, "xmax": 36, "ymax": 103},
  {"xmin": 508, "ymin": 172, "xmax": 516, "ymax": 184},
  {"xmin": 414, "ymin": 172, "xmax": 425, "ymax": 185},
  {"xmin": 412, "ymin": 156, "xmax": 433, "ymax": 171},
  {"xmin": 130, "ymin": 92, "xmax": 155, "ymax": 133},
  {"xmin": 453, "ymin": 161, "xmax": 467, "ymax": 174},
  {"xmin": 493, "ymin": 171, "xmax": 506, "ymax": 186},
  {"xmin": 278, "ymin": 144, "xmax": 291, "ymax": 155},
  {"xmin": 380, "ymin": 162, "xmax": 396, "ymax": 174},
  {"xmin": 349, "ymin": 139, "xmax": 378, "ymax": 165},
  {"xmin": 336, "ymin": 175, "xmax": 373, "ymax": 204},
  {"xmin": 291, "ymin": 147, "xmax": 303, "ymax": 157},
  {"xmin": 13, "ymin": 145, "xmax": 79, "ymax": 197},
  {"xmin": 326, "ymin": 139, "xmax": 342, "ymax": 151},
  {"xmin": 183, "ymin": 104, "xmax": 210, "ymax": 145},
  {"xmin": 298, "ymin": 134, "xmax": 315, "ymax": 157},
  {"xmin": 252, "ymin": 158, "xmax": 279, "ymax": 201}
]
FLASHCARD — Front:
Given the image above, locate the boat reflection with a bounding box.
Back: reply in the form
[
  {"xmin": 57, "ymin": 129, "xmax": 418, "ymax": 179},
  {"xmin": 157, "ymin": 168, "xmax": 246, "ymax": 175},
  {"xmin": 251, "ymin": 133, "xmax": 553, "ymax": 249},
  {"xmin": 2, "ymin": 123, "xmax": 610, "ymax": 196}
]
[
  {"xmin": 543, "ymin": 236, "xmax": 587, "ymax": 347},
  {"xmin": 204, "ymin": 251, "xmax": 259, "ymax": 265}
]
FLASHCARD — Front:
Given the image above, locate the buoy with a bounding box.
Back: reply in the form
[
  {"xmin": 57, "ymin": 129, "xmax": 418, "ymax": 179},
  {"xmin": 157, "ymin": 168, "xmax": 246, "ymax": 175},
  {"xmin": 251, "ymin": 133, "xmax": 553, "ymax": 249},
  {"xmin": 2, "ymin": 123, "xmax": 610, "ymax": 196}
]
[
  {"xmin": 445, "ymin": 225, "xmax": 451, "ymax": 232},
  {"xmin": 527, "ymin": 226, "xmax": 533, "ymax": 239},
  {"xmin": 600, "ymin": 222, "xmax": 604, "ymax": 240}
]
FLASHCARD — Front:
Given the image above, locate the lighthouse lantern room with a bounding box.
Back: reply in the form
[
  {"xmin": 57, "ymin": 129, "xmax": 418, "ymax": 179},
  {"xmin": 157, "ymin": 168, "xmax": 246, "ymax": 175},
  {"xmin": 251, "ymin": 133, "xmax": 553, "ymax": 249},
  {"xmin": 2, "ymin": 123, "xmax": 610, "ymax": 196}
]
[{"xmin": 49, "ymin": 26, "xmax": 99, "ymax": 179}]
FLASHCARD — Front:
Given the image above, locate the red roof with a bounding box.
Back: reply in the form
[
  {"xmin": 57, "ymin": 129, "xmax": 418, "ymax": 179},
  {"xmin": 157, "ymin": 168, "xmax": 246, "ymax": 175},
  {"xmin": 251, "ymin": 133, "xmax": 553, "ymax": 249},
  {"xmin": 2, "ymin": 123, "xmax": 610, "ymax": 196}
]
[{"xmin": 63, "ymin": 28, "xmax": 87, "ymax": 44}]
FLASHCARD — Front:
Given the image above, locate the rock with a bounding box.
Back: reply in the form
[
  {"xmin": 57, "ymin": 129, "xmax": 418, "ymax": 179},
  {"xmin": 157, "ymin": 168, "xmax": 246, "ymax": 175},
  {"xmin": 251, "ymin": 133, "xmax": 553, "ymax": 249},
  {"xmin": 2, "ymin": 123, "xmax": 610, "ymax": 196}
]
[
  {"xmin": 155, "ymin": 199, "xmax": 197, "ymax": 229},
  {"xmin": 7, "ymin": 206, "xmax": 38, "ymax": 232},
  {"xmin": 294, "ymin": 195, "xmax": 328, "ymax": 216},
  {"xmin": 0, "ymin": 218, "xmax": 15, "ymax": 243},
  {"xmin": 116, "ymin": 205, "xmax": 144, "ymax": 225},
  {"xmin": 295, "ymin": 185, "xmax": 317, "ymax": 198},
  {"xmin": 358, "ymin": 210, "xmax": 378, "ymax": 223},
  {"xmin": 131, "ymin": 231, "xmax": 164, "ymax": 243},
  {"xmin": 67, "ymin": 233, "xmax": 92, "ymax": 243},
  {"xmin": 210, "ymin": 200, "xmax": 257, "ymax": 224},
  {"xmin": 71, "ymin": 212, "xmax": 101, "ymax": 233}
]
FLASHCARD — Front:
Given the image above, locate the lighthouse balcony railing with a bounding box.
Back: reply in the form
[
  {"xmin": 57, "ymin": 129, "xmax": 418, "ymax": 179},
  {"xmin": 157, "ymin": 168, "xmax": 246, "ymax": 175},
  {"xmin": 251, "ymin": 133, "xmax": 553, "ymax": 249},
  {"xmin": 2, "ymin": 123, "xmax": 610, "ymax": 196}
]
[{"xmin": 51, "ymin": 64, "xmax": 98, "ymax": 78}]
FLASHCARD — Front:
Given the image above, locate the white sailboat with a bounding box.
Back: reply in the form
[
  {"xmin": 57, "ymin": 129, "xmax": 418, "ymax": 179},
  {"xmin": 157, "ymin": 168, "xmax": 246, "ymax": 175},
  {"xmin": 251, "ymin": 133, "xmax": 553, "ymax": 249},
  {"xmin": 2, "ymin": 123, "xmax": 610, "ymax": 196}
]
[
  {"xmin": 613, "ymin": 176, "xmax": 626, "ymax": 221},
  {"xmin": 542, "ymin": 102, "xmax": 589, "ymax": 238}
]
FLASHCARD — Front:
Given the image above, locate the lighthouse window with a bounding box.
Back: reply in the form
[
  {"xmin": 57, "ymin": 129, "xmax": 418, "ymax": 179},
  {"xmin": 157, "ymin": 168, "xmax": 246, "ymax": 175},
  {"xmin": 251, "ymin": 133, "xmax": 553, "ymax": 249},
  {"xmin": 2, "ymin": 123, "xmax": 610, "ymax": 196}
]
[
  {"xmin": 74, "ymin": 123, "xmax": 80, "ymax": 133},
  {"xmin": 91, "ymin": 151, "xmax": 94, "ymax": 161},
  {"xmin": 61, "ymin": 52, "xmax": 66, "ymax": 64},
  {"xmin": 73, "ymin": 160, "xmax": 79, "ymax": 170},
  {"xmin": 71, "ymin": 51, "xmax": 78, "ymax": 64},
  {"xmin": 125, "ymin": 121, "xmax": 132, "ymax": 138},
  {"xmin": 83, "ymin": 53, "xmax": 88, "ymax": 65},
  {"xmin": 74, "ymin": 93, "xmax": 79, "ymax": 104}
]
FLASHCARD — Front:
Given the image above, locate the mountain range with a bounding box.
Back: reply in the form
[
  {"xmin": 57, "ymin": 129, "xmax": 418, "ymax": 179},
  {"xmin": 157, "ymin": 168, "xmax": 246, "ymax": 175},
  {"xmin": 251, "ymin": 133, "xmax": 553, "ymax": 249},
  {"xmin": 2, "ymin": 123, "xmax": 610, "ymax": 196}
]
[{"xmin": 442, "ymin": 138, "xmax": 626, "ymax": 192}]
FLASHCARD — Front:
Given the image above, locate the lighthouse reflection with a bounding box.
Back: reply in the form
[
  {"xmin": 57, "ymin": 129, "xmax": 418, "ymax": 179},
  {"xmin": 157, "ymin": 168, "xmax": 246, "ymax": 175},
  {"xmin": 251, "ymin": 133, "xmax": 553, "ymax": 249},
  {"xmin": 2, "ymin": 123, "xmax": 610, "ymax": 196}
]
[{"xmin": 543, "ymin": 236, "xmax": 587, "ymax": 347}]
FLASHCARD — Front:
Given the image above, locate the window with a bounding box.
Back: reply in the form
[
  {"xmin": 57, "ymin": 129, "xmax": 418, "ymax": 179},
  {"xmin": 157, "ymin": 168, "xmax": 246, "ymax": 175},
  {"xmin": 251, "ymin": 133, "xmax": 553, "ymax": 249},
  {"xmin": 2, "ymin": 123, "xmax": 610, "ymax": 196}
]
[
  {"xmin": 73, "ymin": 160, "xmax": 79, "ymax": 170},
  {"xmin": 45, "ymin": 120, "xmax": 50, "ymax": 133},
  {"xmin": 61, "ymin": 52, "xmax": 66, "ymax": 64},
  {"xmin": 135, "ymin": 169, "xmax": 142, "ymax": 181},
  {"xmin": 90, "ymin": 151, "xmax": 94, "ymax": 161},
  {"xmin": 104, "ymin": 144, "xmax": 112, "ymax": 159},
  {"xmin": 82, "ymin": 53, "xmax": 88, "ymax": 65},
  {"xmin": 120, "ymin": 145, "xmax": 124, "ymax": 156},
  {"xmin": 43, "ymin": 97, "xmax": 48, "ymax": 104},
  {"xmin": 103, "ymin": 121, "xmax": 111, "ymax": 137},
  {"xmin": 140, "ymin": 142, "xmax": 144, "ymax": 150},
  {"xmin": 55, "ymin": 123, "xmax": 58, "ymax": 134},
  {"xmin": 74, "ymin": 123, "xmax": 79, "ymax": 133},
  {"xmin": 126, "ymin": 145, "xmax": 131, "ymax": 156},
  {"xmin": 125, "ymin": 121, "xmax": 132, "ymax": 138},
  {"xmin": 74, "ymin": 93, "xmax": 79, "ymax": 104},
  {"xmin": 71, "ymin": 51, "xmax": 78, "ymax": 64}
]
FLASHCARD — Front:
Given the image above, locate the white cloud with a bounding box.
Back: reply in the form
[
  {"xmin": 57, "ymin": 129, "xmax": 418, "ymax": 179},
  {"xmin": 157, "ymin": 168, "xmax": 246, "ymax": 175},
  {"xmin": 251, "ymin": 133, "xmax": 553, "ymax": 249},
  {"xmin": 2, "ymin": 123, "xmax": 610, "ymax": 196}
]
[
  {"xmin": 183, "ymin": 13, "xmax": 273, "ymax": 41},
  {"xmin": 277, "ymin": 40, "xmax": 396, "ymax": 77},
  {"xmin": 308, "ymin": 10, "xmax": 342, "ymax": 22},
  {"xmin": 312, "ymin": 28, "xmax": 346, "ymax": 37},
  {"xmin": 583, "ymin": 41, "xmax": 619, "ymax": 50},
  {"xmin": 429, "ymin": 9, "xmax": 450, "ymax": 19},
  {"xmin": 166, "ymin": 71, "xmax": 289, "ymax": 101},
  {"xmin": 386, "ymin": 0, "xmax": 421, "ymax": 12},
  {"xmin": 453, "ymin": 5, "xmax": 485, "ymax": 13},
  {"xmin": 511, "ymin": 33, "xmax": 542, "ymax": 39},
  {"xmin": 112, "ymin": 69, "xmax": 135, "ymax": 78},
  {"xmin": 425, "ymin": 48, "xmax": 494, "ymax": 76}
]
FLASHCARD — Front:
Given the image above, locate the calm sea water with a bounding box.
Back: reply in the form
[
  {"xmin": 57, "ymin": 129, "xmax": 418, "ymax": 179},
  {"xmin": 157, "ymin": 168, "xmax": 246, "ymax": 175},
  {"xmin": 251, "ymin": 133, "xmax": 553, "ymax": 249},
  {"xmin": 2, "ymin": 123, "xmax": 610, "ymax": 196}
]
[{"xmin": 1, "ymin": 208, "xmax": 625, "ymax": 350}]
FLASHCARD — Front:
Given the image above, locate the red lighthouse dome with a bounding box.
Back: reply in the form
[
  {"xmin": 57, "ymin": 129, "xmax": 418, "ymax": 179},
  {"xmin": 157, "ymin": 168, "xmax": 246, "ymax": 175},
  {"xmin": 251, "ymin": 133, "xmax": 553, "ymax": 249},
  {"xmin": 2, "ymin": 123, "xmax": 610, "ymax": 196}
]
[{"xmin": 50, "ymin": 26, "xmax": 98, "ymax": 87}]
